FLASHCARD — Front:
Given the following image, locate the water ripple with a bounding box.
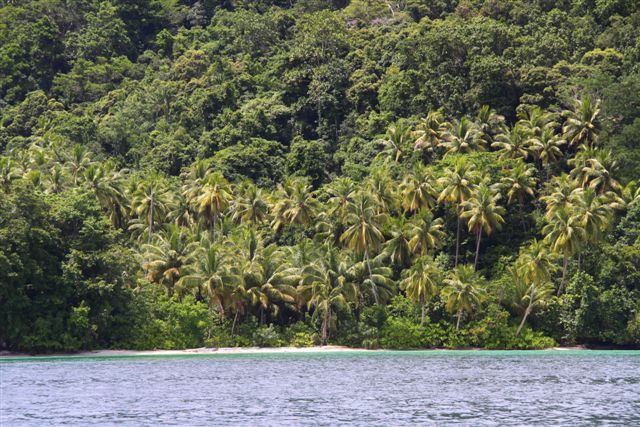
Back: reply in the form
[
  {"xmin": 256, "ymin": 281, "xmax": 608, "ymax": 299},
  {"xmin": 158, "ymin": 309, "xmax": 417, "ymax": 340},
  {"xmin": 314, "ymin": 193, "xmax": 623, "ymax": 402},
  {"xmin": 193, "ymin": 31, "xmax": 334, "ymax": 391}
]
[{"xmin": 1, "ymin": 351, "xmax": 639, "ymax": 426}]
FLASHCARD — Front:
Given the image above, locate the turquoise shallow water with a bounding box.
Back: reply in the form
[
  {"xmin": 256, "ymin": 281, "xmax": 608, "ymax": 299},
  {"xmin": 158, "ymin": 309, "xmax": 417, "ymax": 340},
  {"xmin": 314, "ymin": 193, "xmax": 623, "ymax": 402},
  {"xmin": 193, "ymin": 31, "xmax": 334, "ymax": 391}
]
[{"xmin": 1, "ymin": 350, "xmax": 639, "ymax": 425}]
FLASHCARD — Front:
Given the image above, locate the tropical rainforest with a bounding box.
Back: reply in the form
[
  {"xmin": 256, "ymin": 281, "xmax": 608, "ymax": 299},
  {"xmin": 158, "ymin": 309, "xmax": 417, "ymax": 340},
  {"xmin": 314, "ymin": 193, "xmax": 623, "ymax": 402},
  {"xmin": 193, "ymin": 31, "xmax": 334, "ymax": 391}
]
[{"xmin": 1, "ymin": 0, "xmax": 639, "ymax": 353}]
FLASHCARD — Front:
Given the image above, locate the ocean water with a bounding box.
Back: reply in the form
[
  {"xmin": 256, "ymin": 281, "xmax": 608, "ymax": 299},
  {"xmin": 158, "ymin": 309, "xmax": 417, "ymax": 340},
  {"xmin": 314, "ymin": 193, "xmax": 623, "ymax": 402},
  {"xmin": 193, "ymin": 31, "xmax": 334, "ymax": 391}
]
[{"xmin": 1, "ymin": 350, "xmax": 639, "ymax": 426}]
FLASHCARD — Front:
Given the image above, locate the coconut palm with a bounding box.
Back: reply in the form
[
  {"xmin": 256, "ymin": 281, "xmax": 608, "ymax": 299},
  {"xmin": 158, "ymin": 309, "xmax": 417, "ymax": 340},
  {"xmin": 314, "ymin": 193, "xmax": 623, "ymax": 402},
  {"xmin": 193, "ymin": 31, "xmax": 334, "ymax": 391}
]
[
  {"xmin": 299, "ymin": 245, "xmax": 359, "ymax": 344},
  {"xmin": 461, "ymin": 182, "xmax": 506, "ymax": 270},
  {"xmin": 437, "ymin": 159, "xmax": 478, "ymax": 266},
  {"xmin": 414, "ymin": 110, "xmax": 449, "ymax": 153},
  {"xmin": 376, "ymin": 122, "xmax": 413, "ymax": 163},
  {"xmin": 366, "ymin": 166, "xmax": 399, "ymax": 214},
  {"xmin": 442, "ymin": 265, "xmax": 485, "ymax": 330},
  {"xmin": 340, "ymin": 192, "xmax": 388, "ymax": 301},
  {"xmin": 194, "ymin": 171, "xmax": 233, "ymax": 238},
  {"xmin": 515, "ymin": 239, "xmax": 557, "ymax": 287},
  {"xmin": 491, "ymin": 124, "xmax": 530, "ymax": 160},
  {"xmin": 382, "ymin": 217, "xmax": 412, "ymax": 269},
  {"xmin": 82, "ymin": 162, "xmax": 128, "ymax": 229},
  {"xmin": 581, "ymin": 150, "xmax": 621, "ymax": 194},
  {"xmin": 510, "ymin": 271, "xmax": 554, "ymax": 337},
  {"xmin": 475, "ymin": 105, "xmax": 506, "ymax": 144},
  {"xmin": 541, "ymin": 174, "xmax": 578, "ymax": 220},
  {"xmin": 65, "ymin": 144, "xmax": 93, "ymax": 185},
  {"xmin": 570, "ymin": 187, "xmax": 613, "ymax": 244},
  {"xmin": 517, "ymin": 106, "xmax": 557, "ymax": 137},
  {"xmin": 348, "ymin": 252, "xmax": 395, "ymax": 306},
  {"xmin": 130, "ymin": 175, "xmax": 174, "ymax": 242},
  {"xmin": 542, "ymin": 208, "xmax": 586, "ymax": 294},
  {"xmin": 400, "ymin": 256, "xmax": 441, "ymax": 326},
  {"xmin": 440, "ymin": 117, "xmax": 485, "ymax": 156},
  {"xmin": 398, "ymin": 165, "xmax": 438, "ymax": 214},
  {"xmin": 142, "ymin": 225, "xmax": 197, "ymax": 295},
  {"xmin": 500, "ymin": 161, "xmax": 537, "ymax": 231},
  {"xmin": 231, "ymin": 180, "xmax": 269, "ymax": 224},
  {"xmin": 270, "ymin": 177, "xmax": 319, "ymax": 233},
  {"xmin": 407, "ymin": 209, "xmax": 446, "ymax": 256},
  {"xmin": 562, "ymin": 95, "xmax": 601, "ymax": 148},
  {"xmin": 0, "ymin": 157, "xmax": 21, "ymax": 193},
  {"xmin": 528, "ymin": 128, "xmax": 566, "ymax": 170},
  {"xmin": 177, "ymin": 243, "xmax": 239, "ymax": 314}
]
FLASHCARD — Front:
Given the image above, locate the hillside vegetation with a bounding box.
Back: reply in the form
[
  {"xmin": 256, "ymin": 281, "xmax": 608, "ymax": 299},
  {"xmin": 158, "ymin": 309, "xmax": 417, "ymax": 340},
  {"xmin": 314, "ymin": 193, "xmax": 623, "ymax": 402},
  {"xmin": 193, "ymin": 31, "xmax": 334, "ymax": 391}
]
[{"xmin": 1, "ymin": 0, "xmax": 639, "ymax": 352}]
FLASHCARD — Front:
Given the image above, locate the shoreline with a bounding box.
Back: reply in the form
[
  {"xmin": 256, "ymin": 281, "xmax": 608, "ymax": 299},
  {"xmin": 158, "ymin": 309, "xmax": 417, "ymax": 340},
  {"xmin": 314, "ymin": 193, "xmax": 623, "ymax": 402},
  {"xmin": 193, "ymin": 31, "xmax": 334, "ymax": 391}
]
[{"xmin": 0, "ymin": 345, "xmax": 594, "ymax": 359}]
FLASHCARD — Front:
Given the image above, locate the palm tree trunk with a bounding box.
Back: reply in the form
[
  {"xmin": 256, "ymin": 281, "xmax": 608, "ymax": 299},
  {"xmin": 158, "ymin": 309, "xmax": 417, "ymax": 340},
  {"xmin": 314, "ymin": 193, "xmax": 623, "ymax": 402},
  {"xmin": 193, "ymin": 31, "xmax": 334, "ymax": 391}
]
[
  {"xmin": 322, "ymin": 308, "xmax": 330, "ymax": 345},
  {"xmin": 519, "ymin": 198, "xmax": 527, "ymax": 233},
  {"xmin": 231, "ymin": 310, "xmax": 239, "ymax": 336},
  {"xmin": 365, "ymin": 249, "xmax": 378, "ymax": 304},
  {"xmin": 455, "ymin": 205, "xmax": 461, "ymax": 267},
  {"xmin": 420, "ymin": 294, "xmax": 425, "ymax": 327},
  {"xmin": 474, "ymin": 228, "xmax": 482, "ymax": 271},
  {"xmin": 148, "ymin": 195, "xmax": 154, "ymax": 243},
  {"xmin": 516, "ymin": 292, "xmax": 534, "ymax": 337},
  {"xmin": 456, "ymin": 308, "xmax": 462, "ymax": 330},
  {"xmin": 558, "ymin": 254, "xmax": 568, "ymax": 296}
]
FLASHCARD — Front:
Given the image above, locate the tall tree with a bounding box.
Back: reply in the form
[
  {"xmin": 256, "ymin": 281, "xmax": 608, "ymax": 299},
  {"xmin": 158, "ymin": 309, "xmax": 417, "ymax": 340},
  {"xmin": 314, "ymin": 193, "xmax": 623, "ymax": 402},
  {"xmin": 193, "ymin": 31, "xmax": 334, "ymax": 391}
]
[
  {"xmin": 461, "ymin": 182, "xmax": 506, "ymax": 270},
  {"xmin": 438, "ymin": 160, "xmax": 478, "ymax": 266},
  {"xmin": 400, "ymin": 256, "xmax": 441, "ymax": 326}
]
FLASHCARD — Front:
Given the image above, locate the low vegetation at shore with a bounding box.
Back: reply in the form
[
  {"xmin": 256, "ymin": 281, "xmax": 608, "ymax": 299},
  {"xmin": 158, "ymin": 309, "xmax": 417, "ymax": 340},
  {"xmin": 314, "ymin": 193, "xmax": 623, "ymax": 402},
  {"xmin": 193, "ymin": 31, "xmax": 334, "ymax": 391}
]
[{"xmin": 1, "ymin": 0, "xmax": 639, "ymax": 353}]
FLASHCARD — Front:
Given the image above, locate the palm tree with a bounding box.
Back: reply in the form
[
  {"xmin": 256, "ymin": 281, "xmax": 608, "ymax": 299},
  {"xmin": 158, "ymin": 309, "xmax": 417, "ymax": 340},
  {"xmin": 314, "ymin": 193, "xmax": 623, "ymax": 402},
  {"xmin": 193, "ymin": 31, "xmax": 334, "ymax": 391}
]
[
  {"xmin": 407, "ymin": 209, "xmax": 446, "ymax": 256},
  {"xmin": 541, "ymin": 174, "xmax": 578, "ymax": 220},
  {"xmin": 570, "ymin": 187, "xmax": 613, "ymax": 244},
  {"xmin": 580, "ymin": 150, "xmax": 621, "ymax": 194},
  {"xmin": 510, "ymin": 270, "xmax": 554, "ymax": 337},
  {"xmin": 366, "ymin": 167, "xmax": 399, "ymax": 214},
  {"xmin": 270, "ymin": 177, "xmax": 319, "ymax": 233},
  {"xmin": 413, "ymin": 110, "xmax": 449, "ymax": 153},
  {"xmin": 0, "ymin": 157, "xmax": 20, "ymax": 193},
  {"xmin": 491, "ymin": 124, "xmax": 530, "ymax": 160},
  {"xmin": 65, "ymin": 144, "xmax": 93, "ymax": 185},
  {"xmin": 517, "ymin": 105, "xmax": 557, "ymax": 137},
  {"xmin": 399, "ymin": 166, "xmax": 437, "ymax": 214},
  {"xmin": 440, "ymin": 117, "xmax": 484, "ymax": 156},
  {"xmin": 542, "ymin": 208, "xmax": 586, "ymax": 294},
  {"xmin": 142, "ymin": 225, "xmax": 196, "ymax": 295},
  {"xmin": 437, "ymin": 159, "xmax": 478, "ymax": 266},
  {"xmin": 528, "ymin": 128, "xmax": 566, "ymax": 172},
  {"xmin": 400, "ymin": 256, "xmax": 441, "ymax": 326},
  {"xmin": 500, "ymin": 161, "xmax": 537, "ymax": 231},
  {"xmin": 231, "ymin": 181, "xmax": 269, "ymax": 224},
  {"xmin": 82, "ymin": 162, "xmax": 128, "ymax": 228},
  {"xmin": 347, "ymin": 252, "xmax": 395, "ymax": 307},
  {"xmin": 562, "ymin": 95, "xmax": 601, "ymax": 148},
  {"xmin": 515, "ymin": 239, "xmax": 557, "ymax": 287},
  {"xmin": 194, "ymin": 171, "xmax": 233, "ymax": 238},
  {"xmin": 376, "ymin": 122, "xmax": 413, "ymax": 163},
  {"xmin": 44, "ymin": 164, "xmax": 66, "ymax": 194},
  {"xmin": 461, "ymin": 182, "xmax": 506, "ymax": 270},
  {"xmin": 475, "ymin": 105, "xmax": 506, "ymax": 145},
  {"xmin": 511, "ymin": 238, "xmax": 557, "ymax": 336},
  {"xmin": 382, "ymin": 217, "xmax": 412, "ymax": 269},
  {"xmin": 299, "ymin": 245, "xmax": 358, "ymax": 344},
  {"xmin": 442, "ymin": 265, "xmax": 485, "ymax": 330},
  {"xmin": 340, "ymin": 192, "xmax": 387, "ymax": 282},
  {"xmin": 177, "ymin": 242, "xmax": 238, "ymax": 314},
  {"xmin": 130, "ymin": 175, "xmax": 173, "ymax": 242}
]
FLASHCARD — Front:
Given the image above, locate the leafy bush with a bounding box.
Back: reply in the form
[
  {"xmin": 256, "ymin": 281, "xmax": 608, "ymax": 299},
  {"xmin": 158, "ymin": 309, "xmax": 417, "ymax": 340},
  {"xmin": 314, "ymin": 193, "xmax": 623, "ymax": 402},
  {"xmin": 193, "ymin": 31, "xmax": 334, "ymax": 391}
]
[{"xmin": 252, "ymin": 324, "xmax": 286, "ymax": 347}]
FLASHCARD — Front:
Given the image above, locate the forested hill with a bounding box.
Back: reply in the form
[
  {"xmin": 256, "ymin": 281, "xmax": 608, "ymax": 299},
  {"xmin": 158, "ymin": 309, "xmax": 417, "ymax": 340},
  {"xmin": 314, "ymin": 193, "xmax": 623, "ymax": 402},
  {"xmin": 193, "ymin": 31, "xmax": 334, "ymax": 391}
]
[{"xmin": 1, "ymin": 0, "xmax": 639, "ymax": 353}]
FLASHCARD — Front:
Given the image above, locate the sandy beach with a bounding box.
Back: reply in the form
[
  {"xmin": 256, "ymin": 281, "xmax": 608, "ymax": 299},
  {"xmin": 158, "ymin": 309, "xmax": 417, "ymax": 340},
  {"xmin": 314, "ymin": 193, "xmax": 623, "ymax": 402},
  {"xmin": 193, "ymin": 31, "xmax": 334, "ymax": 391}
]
[
  {"xmin": 0, "ymin": 345, "xmax": 375, "ymax": 358},
  {"xmin": 0, "ymin": 345, "xmax": 590, "ymax": 358}
]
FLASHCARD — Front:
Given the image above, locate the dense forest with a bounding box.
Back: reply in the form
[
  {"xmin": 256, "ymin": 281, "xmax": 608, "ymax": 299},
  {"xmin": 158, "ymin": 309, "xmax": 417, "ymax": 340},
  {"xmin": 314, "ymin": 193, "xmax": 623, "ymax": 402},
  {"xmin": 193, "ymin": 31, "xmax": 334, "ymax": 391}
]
[{"xmin": 1, "ymin": 0, "xmax": 639, "ymax": 352}]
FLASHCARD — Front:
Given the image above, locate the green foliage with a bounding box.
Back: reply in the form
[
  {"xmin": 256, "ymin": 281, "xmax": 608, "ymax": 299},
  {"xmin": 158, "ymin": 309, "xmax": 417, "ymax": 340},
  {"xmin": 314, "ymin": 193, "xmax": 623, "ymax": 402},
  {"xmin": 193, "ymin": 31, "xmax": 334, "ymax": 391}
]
[{"xmin": 1, "ymin": 0, "xmax": 639, "ymax": 353}]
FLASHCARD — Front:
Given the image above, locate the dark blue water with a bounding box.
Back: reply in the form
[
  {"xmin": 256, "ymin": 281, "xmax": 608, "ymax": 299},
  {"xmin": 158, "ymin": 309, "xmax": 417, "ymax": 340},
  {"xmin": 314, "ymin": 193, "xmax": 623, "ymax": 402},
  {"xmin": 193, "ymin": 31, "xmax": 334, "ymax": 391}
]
[{"xmin": 1, "ymin": 350, "xmax": 639, "ymax": 425}]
